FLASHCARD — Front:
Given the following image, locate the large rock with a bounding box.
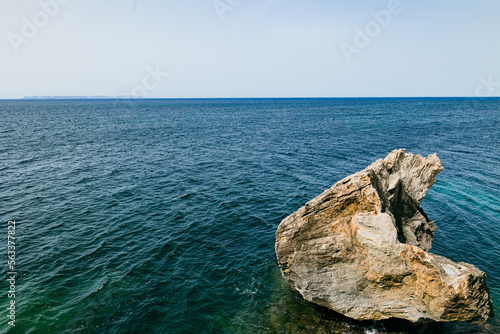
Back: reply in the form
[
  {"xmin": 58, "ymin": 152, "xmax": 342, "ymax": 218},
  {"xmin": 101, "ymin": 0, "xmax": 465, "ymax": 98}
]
[{"xmin": 275, "ymin": 149, "xmax": 494, "ymax": 323}]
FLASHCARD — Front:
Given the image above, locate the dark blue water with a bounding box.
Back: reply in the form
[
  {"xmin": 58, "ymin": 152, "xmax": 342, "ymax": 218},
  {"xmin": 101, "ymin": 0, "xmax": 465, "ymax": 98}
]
[{"xmin": 0, "ymin": 98, "xmax": 498, "ymax": 333}]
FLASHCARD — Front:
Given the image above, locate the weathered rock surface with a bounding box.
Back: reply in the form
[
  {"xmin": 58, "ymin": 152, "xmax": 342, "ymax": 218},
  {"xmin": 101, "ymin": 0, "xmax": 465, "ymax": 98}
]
[{"xmin": 275, "ymin": 149, "xmax": 494, "ymax": 323}]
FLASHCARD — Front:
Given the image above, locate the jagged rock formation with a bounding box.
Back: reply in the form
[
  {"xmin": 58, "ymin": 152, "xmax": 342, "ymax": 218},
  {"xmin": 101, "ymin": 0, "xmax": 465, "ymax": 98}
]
[{"xmin": 275, "ymin": 149, "xmax": 494, "ymax": 323}]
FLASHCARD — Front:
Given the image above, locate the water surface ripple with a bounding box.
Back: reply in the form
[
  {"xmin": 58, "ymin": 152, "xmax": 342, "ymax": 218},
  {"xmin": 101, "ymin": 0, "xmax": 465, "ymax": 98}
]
[{"xmin": 0, "ymin": 98, "xmax": 498, "ymax": 333}]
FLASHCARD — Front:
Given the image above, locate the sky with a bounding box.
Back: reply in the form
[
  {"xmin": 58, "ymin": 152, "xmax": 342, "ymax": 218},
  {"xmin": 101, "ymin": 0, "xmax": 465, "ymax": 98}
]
[{"xmin": 1, "ymin": 0, "xmax": 499, "ymax": 98}]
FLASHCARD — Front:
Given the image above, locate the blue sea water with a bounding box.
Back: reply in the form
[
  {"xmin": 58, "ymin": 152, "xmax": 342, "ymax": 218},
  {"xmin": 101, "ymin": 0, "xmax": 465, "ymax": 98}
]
[{"xmin": 0, "ymin": 98, "xmax": 499, "ymax": 334}]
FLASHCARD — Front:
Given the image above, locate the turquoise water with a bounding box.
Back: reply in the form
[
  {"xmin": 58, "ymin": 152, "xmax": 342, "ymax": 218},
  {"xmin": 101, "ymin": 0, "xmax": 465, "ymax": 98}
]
[{"xmin": 0, "ymin": 98, "xmax": 498, "ymax": 333}]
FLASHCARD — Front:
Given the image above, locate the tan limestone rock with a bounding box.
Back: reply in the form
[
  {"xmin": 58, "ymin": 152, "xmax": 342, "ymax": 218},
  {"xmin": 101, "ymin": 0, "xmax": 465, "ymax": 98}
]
[{"xmin": 275, "ymin": 149, "xmax": 494, "ymax": 323}]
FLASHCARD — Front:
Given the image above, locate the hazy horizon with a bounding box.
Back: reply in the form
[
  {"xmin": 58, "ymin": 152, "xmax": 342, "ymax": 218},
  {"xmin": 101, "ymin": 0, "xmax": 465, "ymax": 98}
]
[
  {"xmin": 2, "ymin": 0, "xmax": 499, "ymax": 99},
  {"xmin": 8, "ymin": 96, "xmax": 500, "ymax": 100}
]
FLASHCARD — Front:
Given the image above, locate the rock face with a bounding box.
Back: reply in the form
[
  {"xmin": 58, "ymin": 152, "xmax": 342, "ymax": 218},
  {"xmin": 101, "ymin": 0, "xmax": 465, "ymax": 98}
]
[{"xmin": 275, "ymin": 149, "xmax": 494, "ymax": 323}]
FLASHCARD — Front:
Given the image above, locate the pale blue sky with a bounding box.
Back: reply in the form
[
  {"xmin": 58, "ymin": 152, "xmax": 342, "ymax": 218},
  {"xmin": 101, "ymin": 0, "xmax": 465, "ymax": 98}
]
[{"xmin": 1, "ymin": 0, "xmax": 499, "ymax": 98}]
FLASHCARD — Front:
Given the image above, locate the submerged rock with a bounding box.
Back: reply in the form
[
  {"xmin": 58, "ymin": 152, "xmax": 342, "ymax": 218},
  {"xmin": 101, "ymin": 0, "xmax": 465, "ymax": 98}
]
[{"xmin": 275, "ymin": 149, "xmax": 494, "ymax": 323}]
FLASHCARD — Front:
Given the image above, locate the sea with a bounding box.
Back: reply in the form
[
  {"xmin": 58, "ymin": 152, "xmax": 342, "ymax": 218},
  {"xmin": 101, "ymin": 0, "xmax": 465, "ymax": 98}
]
[{"xmin": 0, "ymin": 98, "xmax": 498, "ymax": 334}]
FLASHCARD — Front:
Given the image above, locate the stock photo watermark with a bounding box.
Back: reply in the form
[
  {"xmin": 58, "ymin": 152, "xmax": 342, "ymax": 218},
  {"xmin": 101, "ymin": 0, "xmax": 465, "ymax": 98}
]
[
  {"xmin": 6, "ymin": 220, "xmax": 17, "ymax": 327},
  {"xmin": 7, "ymin": 0, "xmax": 72, "ymax": 55},
  {"xmin": 475, "ymin": 75, "xmax": 499, "ymax": 97},
  {"xmin": 340, "ymin": 0, "xmax": 404, "ymax": 64},
  {"xmin": 213, "ymin": 0, "xmax": 243, "ymax": 21},
  {"xmin": 129, "ymin": 65, "xmax": 169, "ymax": 98}
]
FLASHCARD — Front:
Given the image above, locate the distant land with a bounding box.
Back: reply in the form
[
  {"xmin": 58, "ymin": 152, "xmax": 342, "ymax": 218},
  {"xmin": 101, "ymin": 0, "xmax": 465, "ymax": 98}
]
[
  {"xmin": 22, "ymin": 96, "xmax": 139, "ymax": 100},
  {"xmin": 17, "ymin": 96, "xmax": 500, "ymax": 100}
]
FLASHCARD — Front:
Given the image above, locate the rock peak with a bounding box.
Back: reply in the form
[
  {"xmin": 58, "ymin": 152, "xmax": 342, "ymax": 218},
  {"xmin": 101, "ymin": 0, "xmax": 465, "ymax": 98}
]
[
  {"xmin": 276, "ymin": 150, "xmax": 493, "ymax": 324},
  {"xmin": 366, "ymin": 149, "xmax": 443, "ymax": 251}
]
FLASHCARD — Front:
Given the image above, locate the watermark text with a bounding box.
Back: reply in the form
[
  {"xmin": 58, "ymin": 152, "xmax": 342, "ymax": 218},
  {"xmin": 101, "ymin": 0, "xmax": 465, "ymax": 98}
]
[
  {"xmin": 213, "ymin": 0, "xmax": 243, "ymax": 21},
  {"xmin": 340, "ymin": 0, "xmax": 404, "ymax": 64},
  {"xmin": 475, "ymin": 75, "xmax": 500, "ymax": 97},
  {"xmin": 130, "ymin": 65, "xmax": 169, "ymax": 98},
  {"xmin": 6, "ymin": 220, "xmax": 17, "ymax": 327},
  {"xmin": 7, "ymin": 0, "xmax": 72, "ymax": 54}
]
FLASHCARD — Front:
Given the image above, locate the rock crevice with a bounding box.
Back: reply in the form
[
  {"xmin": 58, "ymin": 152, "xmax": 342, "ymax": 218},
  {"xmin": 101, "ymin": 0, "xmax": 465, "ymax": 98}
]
[{"xmin": 275, "ymin": 149, "xmax": 494, "ymax": 323}]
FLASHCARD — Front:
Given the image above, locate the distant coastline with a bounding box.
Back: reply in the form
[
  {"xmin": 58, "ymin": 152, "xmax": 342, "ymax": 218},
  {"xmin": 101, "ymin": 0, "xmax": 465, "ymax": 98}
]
[
  {"xmin": 22, "ymin": 96, "xmax": 139, "ymax": 100},
  {"xmin": 17, "ymin": 96, "xmax": 500, "ymax": 100}
]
